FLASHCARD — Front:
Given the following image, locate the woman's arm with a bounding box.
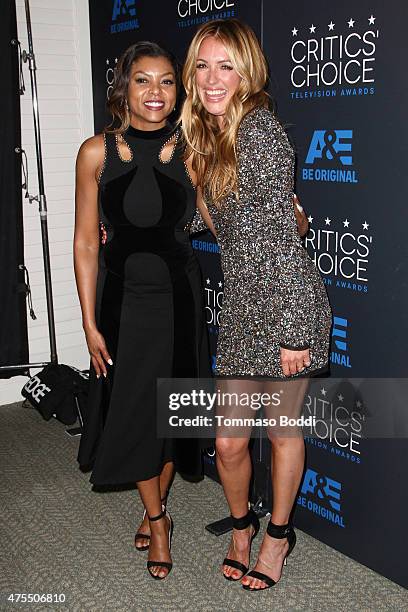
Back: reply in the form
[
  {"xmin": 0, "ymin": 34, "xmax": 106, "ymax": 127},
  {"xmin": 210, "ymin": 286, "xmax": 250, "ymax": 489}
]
[
  {"xmin": 185, "ymin": 155, "xmax": 217, "ymax": 237},
  {"xmin": 74, "ymin": 135, "xmax": 112, "ymax": 378},
  {"xmin": 239, "ymin": 109, "xmax": 314, "ymax": 374},
  {"xmin": 196, "ymin": 185, "xmax": 217, "ymax": 236}
]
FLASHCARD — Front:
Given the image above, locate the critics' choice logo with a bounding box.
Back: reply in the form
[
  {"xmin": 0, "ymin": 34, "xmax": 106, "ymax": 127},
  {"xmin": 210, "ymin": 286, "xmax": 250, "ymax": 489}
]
[
  {"xmin": 303, "ymin": 130, "xmax": 358, "ymax": 184},
  {"xmin": 298, "ymin": 468, "xmax": 345, "ymax": 527},
  {"xmin": 177, "ymin": 0, "xmax": 236, "ymax": 28},
  {"xmin": 303, "ymin": 386, "xmax": 364, "ymax": 464},
  {"xmin": 105, "ymin": 58, "xmax": 118, "ymax": 100},
  {"xmin": 305, "ymin": 216, "xmax": 373, "ymax": 293},
  {"xmin": 289, "ymin": 14, "xmax": 379, "ymax": 100},
  {"xmin": 191, "ymin": 238, "xmax": 222, "ymax": 334},
  {"xmin": 204, "ymin": 276, "xmax": 223, "ymax": 333},
  {"xmin": 331, "ymin": 316, "xmax": 351, "ymax": 369},
  {"xmin": 111, "ymin": 0, "xmax": 139, "ymax": 34}
]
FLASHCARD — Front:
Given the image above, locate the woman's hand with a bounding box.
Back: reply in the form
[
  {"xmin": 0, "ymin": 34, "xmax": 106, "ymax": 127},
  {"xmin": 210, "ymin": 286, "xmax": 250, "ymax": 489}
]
[
  {"xmin": 293, "ymin": 193, "xmax": 309, "ymax": 237},
  {"xmin": 280, "ymin": 347, "xmax": 311, "ymax": 376},
  {"xmin": 84, "ymin": 325, "xmax": 112, "ymax": 378}
]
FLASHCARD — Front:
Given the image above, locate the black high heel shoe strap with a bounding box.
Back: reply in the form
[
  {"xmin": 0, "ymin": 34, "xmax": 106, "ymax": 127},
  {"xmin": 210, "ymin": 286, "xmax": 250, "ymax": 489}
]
[
  {"xmin": 135, "ymin": 533, "xmax": 150, "ymax": 541},
  {"xmin": 232, "ymin": 508, "xmax": 259, "ymax": 531},
  {"xmin": 146, "ymin": 513, "xmax": 173, "ymax": 580},
  {"xmin": 241, "ymin": 523, "xmax": 296, "ymax": 591},
  {"xmin": 222, "ymin": 510, "xmax": 260, "ymax": 581},
  {"xmin": 243, "ymin": 569, "xmax": 276, "ymax": 589},
  {"xmin": 266, "ymin": 521, "xmax": 293, "ymax": 539},
  {"xmin": 222, "ymin": 557, "xmax": 249, "ymax": 576},
  {"xmin": 147, "ymin": 560, "xmax": 172, "ymax": 570},
  {"xmin": 148, "ymin": 508, "xmax": 166, "ymax": 522}
]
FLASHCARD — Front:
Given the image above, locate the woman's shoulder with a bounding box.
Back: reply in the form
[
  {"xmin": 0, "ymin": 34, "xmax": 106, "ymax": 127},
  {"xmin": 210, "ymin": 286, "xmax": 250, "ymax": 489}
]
[
  {"xmin": 238, "ymin": 105, "xmax": 285, "ymax": 141},
  {"xmin": 77, "ymin": 133, "xmax": 106, "ymax": 162}
]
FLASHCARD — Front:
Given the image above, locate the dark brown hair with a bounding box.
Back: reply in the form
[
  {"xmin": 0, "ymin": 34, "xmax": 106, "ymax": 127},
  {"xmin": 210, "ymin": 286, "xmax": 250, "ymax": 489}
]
[{"xmin": 106, "ymin": 41, "xmax": 181, "ymax": 133}]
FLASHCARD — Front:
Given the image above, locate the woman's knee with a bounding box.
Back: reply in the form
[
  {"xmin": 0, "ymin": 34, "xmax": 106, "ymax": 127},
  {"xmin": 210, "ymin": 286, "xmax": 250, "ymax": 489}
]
[
  {"xmin": 268, "ymin": 432, "xmax": 304, "ymax": 449},
  {"xmin": 215, "ymin": 437, "xmax": 248, "ymax": 464}
]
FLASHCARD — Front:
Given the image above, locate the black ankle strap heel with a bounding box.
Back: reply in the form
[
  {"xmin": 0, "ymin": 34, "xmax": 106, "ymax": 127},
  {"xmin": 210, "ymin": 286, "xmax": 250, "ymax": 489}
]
[
  {"xmin": 266, "ymin": 521, "xmax": 291, "ymax": 538},
  {"xmin": 146, "ymin": 508, "xmax": 174, "ymax": 580},
  {"xmin": 223, "ymin": 508, "xmax": 260, "ymax": 581},
  {"xmin": 267, "ymin": 521, "xmax": 296, "ymax": 561},
  {"xmin": 232, "ymin": 508, "xmax": 260, "ymax": 532},
  {"xmin": 134, "ymin": 494, "xmax": 168, "ymax": 552},
  {"xmin": 242, "ymin": 520, "xmax": 296, "ymax": 591},
  {"xmin": 148, "ymin": 508, "xmax": 166, "ymax": 523}
]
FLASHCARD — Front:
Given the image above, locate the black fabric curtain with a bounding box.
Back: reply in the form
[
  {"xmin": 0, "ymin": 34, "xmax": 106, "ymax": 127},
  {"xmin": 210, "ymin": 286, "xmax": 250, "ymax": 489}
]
[{"xmin": 0, "ymin": 0, "xmax": 29, "ymax": 378}]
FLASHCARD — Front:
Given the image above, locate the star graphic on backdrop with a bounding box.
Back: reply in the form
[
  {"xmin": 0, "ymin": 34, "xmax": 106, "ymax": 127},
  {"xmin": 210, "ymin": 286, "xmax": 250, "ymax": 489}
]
[
  {"xmin": 115, "ymin": 57, "xmax": 118, "ymax": 63},
  {"xmin": 368, "ymin": 15, "xmax": 376, "ymax": 25},
  {"xmin": 338, "ymin": 394, "xmax": 344, "ymax": 402},
  {"xmin": 292, "ymin": 27, "xmax": 298, "ymax": 36},
  {"xmin": 328, "ymin": 21, "xmax": 335, "ymax": 31},
  {"xmin": 321, "ymin": 387, "xmax": 327, "ymax": 397},
  {"xmin": 356, "ymin": 400, "xmax": 362, "ymax": 408},
  {"xmin": 206, "ymin": 278, "xmax": 210, "ymax": 285},
  {"xmin": 343, "ymin": 219, "xmax": 350, "ymax": 228},
  {"xmin": 348, "ymin": 18, "xmax": 355, "ymax": 28},
  {"xmin": 106, "ymin": 59, "xmax": 109, "ymax": 65},
  {"xmin": 325, "ymin": 217, "xmax": 331, "ymax": 226},
  {"xmin": 218, "ymin": 281, "xmax": 223, "ymax": 288},
  {"xmin": 362, "ymin": 221, "xmax": 369, "ymax": 230},
  {"xmin": 307, "ymin": 215, "xmax": 313, "ymax": 223},
  {"xmin": 310, "ymin": 24, "xmax": 316, "ymax": 33}
]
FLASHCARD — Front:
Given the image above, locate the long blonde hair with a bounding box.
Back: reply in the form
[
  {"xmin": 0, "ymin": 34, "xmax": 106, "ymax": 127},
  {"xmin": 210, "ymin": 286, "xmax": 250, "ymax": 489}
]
[{"xmin": 180, "ymin": 19, "xmax": 270, "ymax": 203}]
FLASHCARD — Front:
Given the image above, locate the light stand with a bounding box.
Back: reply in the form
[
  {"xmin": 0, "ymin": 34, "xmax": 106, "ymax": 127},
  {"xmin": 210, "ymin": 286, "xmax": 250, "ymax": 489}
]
[{"xmin": 0, "ymin": 0, "xmax": 58, "ymax": 376}]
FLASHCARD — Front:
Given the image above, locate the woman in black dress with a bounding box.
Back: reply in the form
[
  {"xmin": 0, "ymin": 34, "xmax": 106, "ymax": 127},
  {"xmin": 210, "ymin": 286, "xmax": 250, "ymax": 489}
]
[{"xmin": 74, "ymin": 42, "xmax": 209, "ymax": 580}]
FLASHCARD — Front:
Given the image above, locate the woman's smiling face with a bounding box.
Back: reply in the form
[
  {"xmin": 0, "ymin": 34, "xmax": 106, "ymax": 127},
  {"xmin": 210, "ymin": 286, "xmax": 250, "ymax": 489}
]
[
  {"xmin": 195, "ymin": 36, "xmax": 241, "ymax": 124},
  {"xmin": 127, "ymin": 55, "xmax": 177, "ymax": 130}
]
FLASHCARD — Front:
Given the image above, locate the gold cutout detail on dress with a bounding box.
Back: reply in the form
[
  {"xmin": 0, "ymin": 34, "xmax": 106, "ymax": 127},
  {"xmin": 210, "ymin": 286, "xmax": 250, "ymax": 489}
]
[
  {"xmin": 115, "ymin": 133, "xmax": 133, "ymax": 163},
  {"xmin": 183, "ymin": 159, "xmax": 196, "ymax": 191},
  {"xmin": 158, "ymin": 129, "xmax": 179, "ymax": 164},
  {"xmin": 159, "ymin": 129, "xmax": 196, "ymax": 190},
  {"xmin": 97, "ymin": 133, "xmax": 108, "ymax": 185}
]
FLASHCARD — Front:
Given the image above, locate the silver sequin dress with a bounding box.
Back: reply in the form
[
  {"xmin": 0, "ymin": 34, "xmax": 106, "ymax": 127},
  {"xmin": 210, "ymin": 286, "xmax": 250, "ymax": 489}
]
[{"xmin": 191, "ymin": 106, "xmax": 332, "ymax": 379}]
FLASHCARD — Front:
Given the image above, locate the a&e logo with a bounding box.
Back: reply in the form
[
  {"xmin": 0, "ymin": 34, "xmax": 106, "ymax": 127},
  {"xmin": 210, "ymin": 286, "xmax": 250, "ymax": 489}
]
[
  {"xmin": 303, "ymin": 129, "xmax": 358, "ymax": 184},
  {"xmin": 298, "ymin": 467, "xmax": 345, "ymax": 527},
  {"xmin": 331, "ymin": 316, "xmax": 352, "ymax": 369},
  {"xmin": 111, "ymin": 0, "xmax": 139, "ymax": 34}
]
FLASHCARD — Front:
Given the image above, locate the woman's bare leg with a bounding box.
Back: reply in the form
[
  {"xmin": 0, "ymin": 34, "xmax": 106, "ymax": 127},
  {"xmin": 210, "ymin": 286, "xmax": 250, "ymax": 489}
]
[
  {"xmin": 137, "ymin": 474, "xmax": 172, "ymax": 578},
  {"xmin": 216, "ymin": 379, "xmax": 259, "ymax": 580},
  {"xmin": 135, "ymin": 461, "xmax": 174, "ymax": 552},
  {"xmin": 242, "ymin": 379, "xmax": 308, "ymax": 589}
]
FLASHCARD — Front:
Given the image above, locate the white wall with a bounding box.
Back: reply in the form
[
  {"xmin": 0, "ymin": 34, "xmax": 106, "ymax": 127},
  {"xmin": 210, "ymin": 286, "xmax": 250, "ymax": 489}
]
[{"xmin": 1, "ymin": 0, "xmax": 94, "ymax": 404}]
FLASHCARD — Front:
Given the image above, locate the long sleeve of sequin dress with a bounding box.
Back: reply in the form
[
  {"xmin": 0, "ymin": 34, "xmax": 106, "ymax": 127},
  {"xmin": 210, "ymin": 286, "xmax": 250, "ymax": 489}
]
[{"xmin": 208, "ymin": 106, "xmax": 332, "ymax": 378}]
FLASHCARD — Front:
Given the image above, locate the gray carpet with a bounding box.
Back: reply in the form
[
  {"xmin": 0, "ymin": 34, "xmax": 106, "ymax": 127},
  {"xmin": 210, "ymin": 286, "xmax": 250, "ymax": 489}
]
[{"xmin": 1, "ymin": 402, "xmax": 407, "ymax": 612}]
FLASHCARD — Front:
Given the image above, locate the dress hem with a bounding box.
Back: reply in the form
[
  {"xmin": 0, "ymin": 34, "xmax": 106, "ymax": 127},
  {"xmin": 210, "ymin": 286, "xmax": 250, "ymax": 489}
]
[{"xmin": 214, "ymin": 364, "xmax": 330, "ymax": 381}]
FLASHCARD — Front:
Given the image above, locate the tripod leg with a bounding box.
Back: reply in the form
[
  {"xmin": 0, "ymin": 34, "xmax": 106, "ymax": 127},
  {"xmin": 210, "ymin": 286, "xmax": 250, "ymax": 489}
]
[{"xmin": 65, "ymin": 393, "xmax": 83, "ymax": 437}]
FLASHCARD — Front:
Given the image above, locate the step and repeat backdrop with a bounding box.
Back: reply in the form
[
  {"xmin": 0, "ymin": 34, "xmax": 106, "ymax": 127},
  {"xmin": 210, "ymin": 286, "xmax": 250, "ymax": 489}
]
[{"xmin": 88, "ymin": 0, "xmax": 408, "ymax": 587}]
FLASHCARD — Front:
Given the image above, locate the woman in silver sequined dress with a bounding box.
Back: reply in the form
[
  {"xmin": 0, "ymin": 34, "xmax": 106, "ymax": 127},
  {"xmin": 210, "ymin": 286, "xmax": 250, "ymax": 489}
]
[{"xmin": 182, "ymin": 20, "xmax": 332, "ymax": 591}]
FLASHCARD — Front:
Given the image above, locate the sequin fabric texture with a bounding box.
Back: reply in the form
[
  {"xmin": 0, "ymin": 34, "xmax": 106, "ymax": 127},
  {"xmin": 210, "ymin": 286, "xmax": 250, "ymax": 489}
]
[{"xmin": 190, "ymin": 106, "xmax": 332, "ymax": 378}]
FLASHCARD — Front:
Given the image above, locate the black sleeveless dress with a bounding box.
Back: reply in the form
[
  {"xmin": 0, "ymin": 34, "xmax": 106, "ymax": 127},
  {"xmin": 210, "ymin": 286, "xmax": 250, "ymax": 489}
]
[{"xmin": 77, "ymin": 124, "xmax": 210, "ymax": 485}]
